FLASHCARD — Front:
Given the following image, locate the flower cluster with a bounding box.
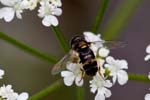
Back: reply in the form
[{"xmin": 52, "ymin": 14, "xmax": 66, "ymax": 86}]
[
  {"xmin": 0, "ymin": 0, "xmax": 62, "ymax": 27},
  {"xmin": 145, "ymin": 44, "xmax": 150, "ymax": 61},
  {"xmin": 61, "ymin": 31, "xmax": 128, "ymax": 100},
  {"xmin": 144, "ymin": 44, "xmax": 150, "ymax": 100},
  {"xmin": 0, "ymin": 68, "xmax": 29, "ymax": 100}
]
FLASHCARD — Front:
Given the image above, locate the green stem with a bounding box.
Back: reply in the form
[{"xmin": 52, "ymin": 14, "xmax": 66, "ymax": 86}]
[
  {"xmin": 91, "ymin": 0, "xmax": 109, "ymax": 33},
  {"xmin": 0, "ymin": 32, "xmax": 57, "ymax": 63},
  {"xmin": 28, "ymin": 73, "xmax": 150, "ymax": 100},
  {"xmin": 28, "ymin": 80, "xmax": 64, "ymax": 100},
  {"xmin": 129, "ymin": 73, "xmax": 150, "ymax": 82},
  {"xmin": 102, "ymin": 0, "xmax": 142, "ymax": 40},
  {"xmin": 76, "ymin": 87, "xmax": 84, "ymax": 100},
  {"xmin": 51, "ymin": 26, "xmax": 70, "ymax": 53}
]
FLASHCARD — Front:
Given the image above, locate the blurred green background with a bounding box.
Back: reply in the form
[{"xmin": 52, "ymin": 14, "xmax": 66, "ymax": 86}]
[{"xmin": 0, "ymin": 0, "xmax": 150, "ymax": 100}]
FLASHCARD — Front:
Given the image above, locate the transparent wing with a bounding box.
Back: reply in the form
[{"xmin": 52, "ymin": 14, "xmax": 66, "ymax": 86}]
[
  {"xmin": 51, "ymin": 50, "xmax": 78, "ymax": 75},
  {"xmin": 91, "ymin": 41, "xmax": 127, "ymax": 49}
]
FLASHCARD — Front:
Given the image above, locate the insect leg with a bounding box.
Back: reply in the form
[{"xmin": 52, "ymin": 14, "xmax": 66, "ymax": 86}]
[
  {"xmin": 78, "ymin": 68, "xmax": 85, "ymax": 83},
  {"xmin": 96, "ymin": 59, "xmax": 105, "ymax": 79}
]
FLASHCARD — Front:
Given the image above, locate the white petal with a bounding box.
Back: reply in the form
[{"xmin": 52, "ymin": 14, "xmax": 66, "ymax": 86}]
[
  {"xmin": 112, "ymin": 75, "xmax": 117, "ymax": 84},
  {"xmin": 90, "ymin": 86, "xmax": 97, "ymax": 93},
  {"xmin": 104, "ymin": 88, "xmax": 111, "ymax": 98},
  {"xmin": 145, "ymin": 93, "xmax": 150, "ymax": 100},
  {"xmin": 105, "ymin": 56, "xmax": 115, "ymax": 65},
  {"xmin": 61, "ymin": 71, "xmax": 75, "ymax": 86},
  {"xmin": 20, "ymin": 0, "xmax": 29, "ymax": 9},
  {"xmin": 66, "ymin": 62, "xmax": 76, "ymax": 72},
  {"xmin": 146, "ymin": 44, "xmax": 150, "ymax": 53},
  {"xmin": 42, "ymin": 15, "xmax": 58, "ymax": 27},
  {"xmin": 75, "ymin": 76, "xmax": 83, "ymax": 86},
  {"xmin": 118, "ymin": 60, "xmax": 128, "ymax": 69},
  {"xmin": 117, "ymin": 70, "xmax": 128, "ymax": 85},
  {"xmin": 95, "ymin": 92, "xmax": 105, "ymax": 100},
  {"xmin": 52, "ymin": 8, "xmax": 62, "ymax": 16},
  {"xmin": 83, "ymin": 31, "xmax": 102, "ymax": 42},
  {"xmin": 145, "ymin": 55, "xmax": 150, "ymax": 61},
  {"xmin": 0, "ymin": 69, "xmax": 4, "ymax": 79},
  {"xmin": 104, "ymin": 80, "xmax": 113, "ymax": 88},
  {"xmin": 17, "ymin": 92, "xmax": 29, "ymax": 100},
  {"xmin": 0, "ymin": 7, "xmax": 15, "ymax": 22},
  {"xmin": 98, "ymin": 48, "xmax": 110, "ymax": 58},
  {"xmin": 99, "ymin": 87, "xmax": 112, "ymax": 98},
  {"xmin": 61, "ymin": 71, "xmax": 73, "ymax": 77},
  {"xmin": 16, "ymin": 10, "xmax": 22, "ymax": 19},
  {"xmin": 0, "ymin": 0, "xmax": 16, "ymax": 6},
  {"xmin": 63, "ymin": 75, "xmax": 75, "ymax": 86}
]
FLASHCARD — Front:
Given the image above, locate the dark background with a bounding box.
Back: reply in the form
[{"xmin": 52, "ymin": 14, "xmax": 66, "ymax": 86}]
[{"xmin": 0, "ymin": 0, "xmax": 150, "ymax": 100}]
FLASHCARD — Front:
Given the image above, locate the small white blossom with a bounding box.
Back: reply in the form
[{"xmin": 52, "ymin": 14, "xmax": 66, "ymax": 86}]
[
  {"xmin": 17, "ymin": 92, "xmax": 29, "ymax": 100},
  {"xmin": 145, "ymin": 93, "xmax": 150, "ymax": 100},
  {"xmin": 0, "ymin": 0, "xmax": 28, "ymax": 22},
  {"xmin": 98, "ymin": 47, "xmax": 110, "ymax": 58},
  {"xmin": 0, "ymin": 85, "xmax": 29, "ymax": 100},
  {"xmin": 0, "ymin": 69, "xmax": 4, "ymax": 79},
  {"xmin": 90, "ymin": 74, "xmax": 112, "ymax": 100},
  {"xmin": 145, "ymin": 44, "xmax": 150, "ymax": 61},
  {"xmin": 61, "ymin": 62, "xmax": 83, "ymax": 86},
  {"xmin": 105, "ymin": 56, "xmax": 128, "ymax": 85},
  {"xmin": 38, "ymin": 0, "xmax": 62, "ymax": 27}
]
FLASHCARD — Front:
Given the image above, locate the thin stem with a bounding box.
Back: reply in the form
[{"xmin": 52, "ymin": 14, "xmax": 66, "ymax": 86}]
[
  {"xmin": 28, "ymin": 73, "xmax": 150, "ymax": 100},
  {"xmin": 102, "ymin": 0, "xmax": 142, "ymax": 40},
  {"xmin": 51, "ymin": 26, "xmax": 70, "ymax": 53},
  {"xmin": 91, "ymin": 0, "xmax": 109, "ymax": 33},
  {"xmin": 0, "ymin": 32, "xmax": 57, "ymax": 63},
  {"xmin": 129, "ymin": 73, "xmax": 150, "ymax": 82},
  {"xmin": 28, "ymin": 80, "xmax": 64, "ymax": 100},
  {"xmin": 76, "ymin": 87, "xmax": 84, "ymax": 100}
]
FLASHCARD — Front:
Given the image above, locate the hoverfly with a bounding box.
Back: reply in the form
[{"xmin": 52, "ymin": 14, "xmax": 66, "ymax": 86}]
[{"xmin": 51, "ymin": 34, "xmax": 126, "ymax": 80}]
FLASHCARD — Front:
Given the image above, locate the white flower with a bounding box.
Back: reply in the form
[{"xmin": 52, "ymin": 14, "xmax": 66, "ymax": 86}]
[
  {"xmin": 98, "ymin": 47, "xmax": 110, "ymax": 58},
  {"xmin": 17, "ymin": 92, "xmax": 29, "ymax": 100},
  {"xmin": 145, "ymin": 44, "xmax": 150, "ymax": 61},
  {"xmin": 38, "ymin": 0, "xmax": 62, "ymax": 27},
  {"xmin": 0, "ymin": 85, "xmax": 29, "ymax": 100},
  {"xmin": 104, "ymin": 56, "xmax": 128, "ymax": 85},
  {"xmin": 0, "ymin": 0, "xmax": 28, "ymax": 22},
  {"xmin": 0, "ymin": 85, "xmax": 18, "ymax": 100},
  {"xmin": 145, "ymin": 93, "xmax": 150, "ymax": 100},
  {"xmin": 61, "ymin": 62, "xmax": 83, "ymax": 86},
  {"xmin": 0, "ymin": 69, "xmax": 4, "ymax": 79},
  {"xmin": 90, "ymin": 74, "xmax": 112, "ymax": 100}
]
